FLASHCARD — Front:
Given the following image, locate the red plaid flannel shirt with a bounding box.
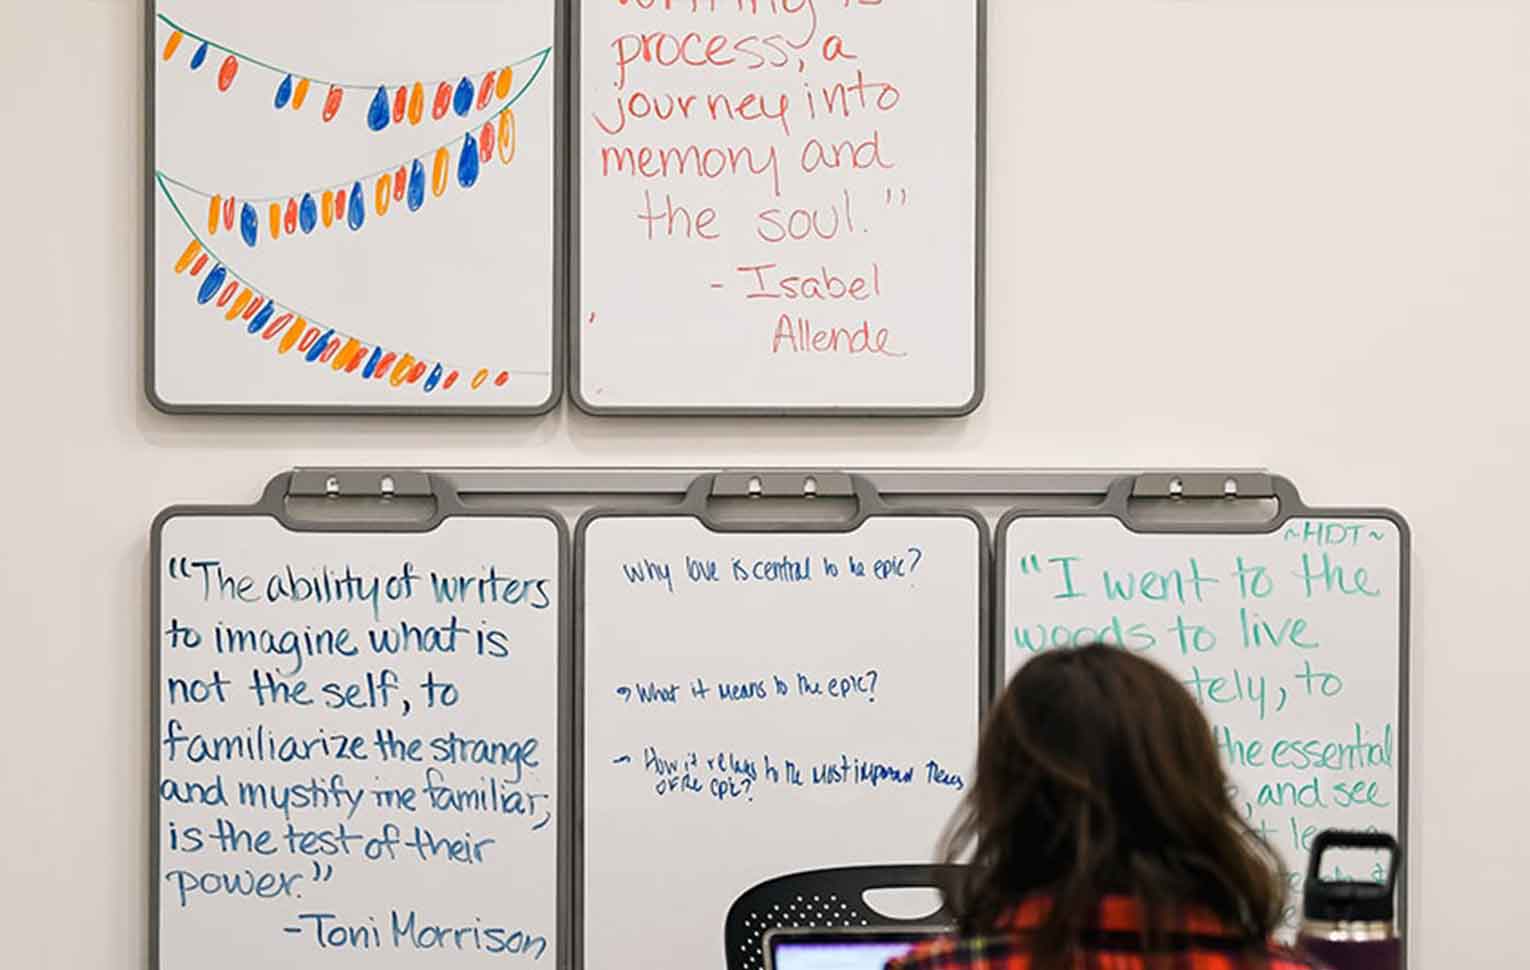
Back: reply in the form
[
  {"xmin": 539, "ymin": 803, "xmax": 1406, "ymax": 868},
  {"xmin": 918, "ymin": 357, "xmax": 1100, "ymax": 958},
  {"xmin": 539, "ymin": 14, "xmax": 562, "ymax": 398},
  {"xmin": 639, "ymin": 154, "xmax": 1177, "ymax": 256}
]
[{"xmin": 887, "ymin": 896, "xmax": 1315, "ymax": 970}]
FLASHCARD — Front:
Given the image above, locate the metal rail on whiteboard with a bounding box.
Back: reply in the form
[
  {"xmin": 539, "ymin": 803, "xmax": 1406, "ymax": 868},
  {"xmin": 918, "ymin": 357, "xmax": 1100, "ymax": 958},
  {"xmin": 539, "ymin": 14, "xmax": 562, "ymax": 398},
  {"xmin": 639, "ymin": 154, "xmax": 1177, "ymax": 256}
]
[{"xmin": 285, "ymin": 467, "xmax": 1270, "ymax": 500}]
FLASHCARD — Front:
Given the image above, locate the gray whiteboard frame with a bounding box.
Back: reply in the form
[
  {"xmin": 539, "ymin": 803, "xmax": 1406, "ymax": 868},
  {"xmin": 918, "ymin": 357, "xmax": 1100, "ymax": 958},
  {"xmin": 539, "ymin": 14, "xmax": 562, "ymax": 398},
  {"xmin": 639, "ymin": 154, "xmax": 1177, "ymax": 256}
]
[
  {"xmin": 570, "ymin": 473, "xmax": 993, "ymax": 970},
  {"xmin": 148, "ymin": 471, "xmax": 574, "ymax": 970},
  {"xmin": 567, "ymin": 0, "xmax": 987, "ymax": 417},
  {"xmin": 993, "ymin": 474, "xmax": 1412, "ymax": 958},
  {"xmin": 143, "ymin": 1, "xmax": 569, "ymax": 416}
]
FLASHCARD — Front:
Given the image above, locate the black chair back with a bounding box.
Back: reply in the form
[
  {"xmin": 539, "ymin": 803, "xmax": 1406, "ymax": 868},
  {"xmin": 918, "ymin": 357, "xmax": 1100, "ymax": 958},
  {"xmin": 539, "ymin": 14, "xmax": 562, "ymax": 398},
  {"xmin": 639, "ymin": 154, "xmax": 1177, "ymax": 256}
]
[{"xmin": 724, "ymin": 864, "xmax": 959, "ymax": 970}]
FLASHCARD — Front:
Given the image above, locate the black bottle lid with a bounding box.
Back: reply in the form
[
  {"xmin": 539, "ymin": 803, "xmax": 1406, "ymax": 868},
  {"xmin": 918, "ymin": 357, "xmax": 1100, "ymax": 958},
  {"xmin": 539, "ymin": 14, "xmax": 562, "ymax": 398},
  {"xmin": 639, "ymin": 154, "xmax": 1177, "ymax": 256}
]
[{"xmin": 1302, "ymin": 830, "xmax": 1401, "ymax": 923}]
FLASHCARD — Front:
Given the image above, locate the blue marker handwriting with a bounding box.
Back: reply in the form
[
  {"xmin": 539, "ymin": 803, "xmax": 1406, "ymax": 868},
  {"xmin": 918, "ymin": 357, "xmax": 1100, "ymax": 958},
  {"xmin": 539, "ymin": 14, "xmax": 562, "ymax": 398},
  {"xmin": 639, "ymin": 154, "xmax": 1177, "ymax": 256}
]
[
  {"xmin": 161, "ymin": 724, "xmax": 543, "ymax": 779},
  {"xmin": 617, "ymin": 547, "xmax": 926, "ymax": 593},
  {"xmin": 612, "ymin": 669, "xmax": 881, "ymax": 706},
  {"xmin": 616, "ymin": 745, "xmax": 966, "ymax": 802},
  {"xmin": 162, "ymin": 615, "xmax": 517, "ymax": 676},
  {"xmin": 160, "ymin": 549, "xmax": 559, "ymax": 940},
  {"xmin": 162, "ymin": 815, "xmax": 498, "ymax": 879},
  {"xmin": 283, "ymin": 909, "xmax": 548, "ymax": 959},
  {"xmin": 164, "ymin": 558, "xmax": 553, "ymax": 616}
]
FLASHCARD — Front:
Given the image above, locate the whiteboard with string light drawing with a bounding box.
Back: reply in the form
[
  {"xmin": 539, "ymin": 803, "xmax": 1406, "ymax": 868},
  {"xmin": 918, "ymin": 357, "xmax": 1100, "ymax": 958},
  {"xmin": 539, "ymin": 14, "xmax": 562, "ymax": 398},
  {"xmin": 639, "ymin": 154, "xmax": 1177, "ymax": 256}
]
[{"xmin": 148, "ymin": 1, "xmax": 561, "ymax": 413}]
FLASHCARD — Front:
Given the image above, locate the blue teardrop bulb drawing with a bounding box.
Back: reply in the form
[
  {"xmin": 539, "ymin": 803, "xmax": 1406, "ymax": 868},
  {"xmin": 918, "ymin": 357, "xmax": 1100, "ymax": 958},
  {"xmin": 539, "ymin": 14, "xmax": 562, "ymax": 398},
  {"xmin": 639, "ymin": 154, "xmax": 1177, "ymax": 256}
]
[
  {"xmin": 197, "ymin": 265, "xmax": 226, "ymax": 304},
  {"xmin": 407, "ymin": 159, "xmax": 426, "ymax": 211},
  {"xmin": 423, "ymin": 363, "xmax": 444, "ymax": 393},
  {"xmin": 453, "ymin": 76, "xmax": 474, "ymax": 116},
  {"xmin": 347, "ymin": 180, "xmax": 365, "ymax": 230},
  {"xmin": 238, "ymin": 203, "xmax": 258, "ymax": 247},
  {"xmin": 367, "ymin": 86, "xmax": 391, "ymax": 131},
  {"xmin": 189, "ymin": 42, "xmax": 208, "ymax": 70},
  {"xmin": 274, "ymin": 74, "xmax": 293, "ymax": 109},
  {"xmin": 305, "ymin": 329, "xmax": 335, "ymax": 363},
  {"xmin": 458, "ymin": 133, "xmax": 480, "ymax": 188},
  {"xmin": 299, "ymin": 194, "xmax": 318, "ymax": 233},
  {"xmin": 248, "ymin": 300, "xmax": 276, "ymax": 335},
  {"xmin": 237, "ymin": 198, "xmax": 258, "ymax": 244}
]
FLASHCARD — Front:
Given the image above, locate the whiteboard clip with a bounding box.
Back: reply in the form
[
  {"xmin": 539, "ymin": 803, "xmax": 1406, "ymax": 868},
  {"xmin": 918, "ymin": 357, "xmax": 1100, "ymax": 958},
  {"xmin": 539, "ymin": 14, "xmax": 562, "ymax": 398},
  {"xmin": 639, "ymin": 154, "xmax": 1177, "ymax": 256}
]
[
  {"xmin": 253, "ymin": 471, "xmax": 466, "ymax": 533},
  {"xmin": 686, "ymin": 472, "xmax": 884, "ymax": 532},
  {"xmin": 1132, "ymin": 473, "xmax": 1276, "ymax": 501},
  {"xmin": 712, "ymin": 471, "xmax": 855, "ymax": 500},
  {"xmin": 287, "ymin": 469, "xmax": 435, "ymax": 500},
  {"xmin": 1104, "ymin": 473, "xmax": 1312, "ymax": 533}
]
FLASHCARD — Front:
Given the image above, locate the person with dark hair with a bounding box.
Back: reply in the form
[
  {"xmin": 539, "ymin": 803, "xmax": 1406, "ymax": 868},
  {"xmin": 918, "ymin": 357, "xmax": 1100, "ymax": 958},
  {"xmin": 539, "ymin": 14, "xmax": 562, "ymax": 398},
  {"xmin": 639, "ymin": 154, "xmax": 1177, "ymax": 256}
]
[{"xmin": 890, "ymin": 644, "xmax": 1316, "ymax": 970}]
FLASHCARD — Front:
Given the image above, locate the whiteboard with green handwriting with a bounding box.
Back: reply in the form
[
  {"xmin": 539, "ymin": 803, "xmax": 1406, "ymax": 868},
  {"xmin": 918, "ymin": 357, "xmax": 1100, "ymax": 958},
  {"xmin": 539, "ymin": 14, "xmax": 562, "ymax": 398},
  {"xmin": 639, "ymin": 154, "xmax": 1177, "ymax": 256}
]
[{"xmin": 1000, "ymin": 513, "xmax": 1407, "ymax": 928}]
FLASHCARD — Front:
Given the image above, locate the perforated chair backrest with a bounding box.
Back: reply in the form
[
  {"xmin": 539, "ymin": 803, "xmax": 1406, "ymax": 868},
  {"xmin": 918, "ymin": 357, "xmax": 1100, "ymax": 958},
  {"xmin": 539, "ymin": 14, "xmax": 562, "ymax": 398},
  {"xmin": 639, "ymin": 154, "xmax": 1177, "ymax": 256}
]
[{"xmin": 725, "ymin": 865, "xmax": 960, "ymax": 970}]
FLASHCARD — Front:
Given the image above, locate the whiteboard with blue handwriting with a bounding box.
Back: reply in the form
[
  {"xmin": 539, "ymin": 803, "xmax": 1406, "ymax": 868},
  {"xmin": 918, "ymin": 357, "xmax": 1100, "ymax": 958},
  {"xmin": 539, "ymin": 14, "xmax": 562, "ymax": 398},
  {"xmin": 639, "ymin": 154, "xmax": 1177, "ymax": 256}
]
[
  {"xmin": 1000, "ymin": 513, "xmax": 1407, "ymax": 928},
  {"xmin": 573, "ymin": 0, "xmax": 982, "ymax": 413},
  {"xmin": 150, "ymin": 1, "xmax": 560, "ymax": 412},
  {"xmin": 154, "ymin": 513, "xmax": 564, "ymax": 968},
  {"xmin": 578, "ymin": 512, "xmax": 987, "ymax": 969}
]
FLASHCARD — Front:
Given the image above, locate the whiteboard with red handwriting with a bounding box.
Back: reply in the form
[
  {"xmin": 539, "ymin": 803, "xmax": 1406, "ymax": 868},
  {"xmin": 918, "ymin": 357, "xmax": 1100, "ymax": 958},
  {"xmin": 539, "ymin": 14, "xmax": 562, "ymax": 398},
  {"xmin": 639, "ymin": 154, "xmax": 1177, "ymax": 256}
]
[{"xmin": 574, "ymin": 0, "xmax": 983, "ymax": 414}]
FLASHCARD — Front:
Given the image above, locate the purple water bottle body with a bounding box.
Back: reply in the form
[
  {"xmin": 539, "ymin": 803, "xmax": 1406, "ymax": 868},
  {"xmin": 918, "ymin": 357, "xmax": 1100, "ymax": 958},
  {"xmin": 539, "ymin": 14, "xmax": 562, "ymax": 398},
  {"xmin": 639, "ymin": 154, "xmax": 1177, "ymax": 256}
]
[{"xmin": 1297, "ymin": 926, "xmax": 1401, "ymax": 970}]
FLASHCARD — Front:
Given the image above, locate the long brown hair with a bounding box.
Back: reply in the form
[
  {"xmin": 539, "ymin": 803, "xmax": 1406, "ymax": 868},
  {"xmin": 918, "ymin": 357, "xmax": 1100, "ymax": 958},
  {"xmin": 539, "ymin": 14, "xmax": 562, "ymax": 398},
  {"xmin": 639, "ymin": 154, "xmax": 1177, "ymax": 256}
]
[{"xmin": 942, "ymin": 644, "xmax": 1285, "ymax": 967}]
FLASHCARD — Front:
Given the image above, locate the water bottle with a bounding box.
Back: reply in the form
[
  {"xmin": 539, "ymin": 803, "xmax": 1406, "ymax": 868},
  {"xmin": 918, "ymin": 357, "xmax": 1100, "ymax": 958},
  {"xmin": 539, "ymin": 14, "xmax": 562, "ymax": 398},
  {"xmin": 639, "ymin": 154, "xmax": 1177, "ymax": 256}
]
[{"xmin": 1297, "ymin": 830, "xmax": 1402, "ymax": 970}]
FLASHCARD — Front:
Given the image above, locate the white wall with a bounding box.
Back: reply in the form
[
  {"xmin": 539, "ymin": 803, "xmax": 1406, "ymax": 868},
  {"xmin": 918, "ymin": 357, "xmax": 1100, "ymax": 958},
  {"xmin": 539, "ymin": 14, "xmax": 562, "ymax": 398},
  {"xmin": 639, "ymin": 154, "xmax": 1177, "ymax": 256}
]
[{"xmin": 2, "ymin": 1, "xmax": 1526, "ymax": 967}]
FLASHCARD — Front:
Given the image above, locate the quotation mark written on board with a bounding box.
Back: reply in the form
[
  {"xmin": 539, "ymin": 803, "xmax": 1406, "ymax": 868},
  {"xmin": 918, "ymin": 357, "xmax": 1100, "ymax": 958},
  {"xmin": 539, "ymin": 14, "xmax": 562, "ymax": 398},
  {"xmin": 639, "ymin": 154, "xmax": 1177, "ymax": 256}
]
[
  {"xmin": 885, "ymin": 187, "xmax": 908, "ymax": 207},
  {"xmin": 1016, "ymin": 553, "xmax": 1042, "ymax": 576},
  {"xmin": 167, "ymin": 556, "xmax": 192, "ymax": 580},
  {"xmin": 280, "ymin": 864, "xmax": 336, "ymax": 928}
]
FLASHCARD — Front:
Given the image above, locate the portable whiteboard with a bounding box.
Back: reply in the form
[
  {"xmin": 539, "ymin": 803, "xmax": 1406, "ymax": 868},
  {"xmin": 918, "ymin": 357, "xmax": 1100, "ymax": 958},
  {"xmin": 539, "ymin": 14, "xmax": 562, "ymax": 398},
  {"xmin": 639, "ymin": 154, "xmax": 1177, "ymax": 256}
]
[
  {"xmin": 998, "ymin": 475, "xmax": 1409, "ymax": 931},
  {"xmin": 572, "ymin": 1, "xmax": 985, "ymax": 414},
  {"xmin": 147, "ymin": 1, "xmax": 564, "ymax": 414},
  {"xmin": 151, "ymin": 472, "xmax": 569, "ymax": 969},
  {"xmin": 576, "ymin": 474, "xmax": 989, "ymax": 970}
]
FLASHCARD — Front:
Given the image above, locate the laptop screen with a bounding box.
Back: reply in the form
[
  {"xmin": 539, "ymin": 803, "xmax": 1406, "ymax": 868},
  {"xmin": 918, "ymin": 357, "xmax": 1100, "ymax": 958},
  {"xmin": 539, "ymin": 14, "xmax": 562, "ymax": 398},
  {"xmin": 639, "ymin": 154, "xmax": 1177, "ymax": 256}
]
[{"xmin": 769, "ymin": 932, "xmax": 934, "ymax": 970}]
